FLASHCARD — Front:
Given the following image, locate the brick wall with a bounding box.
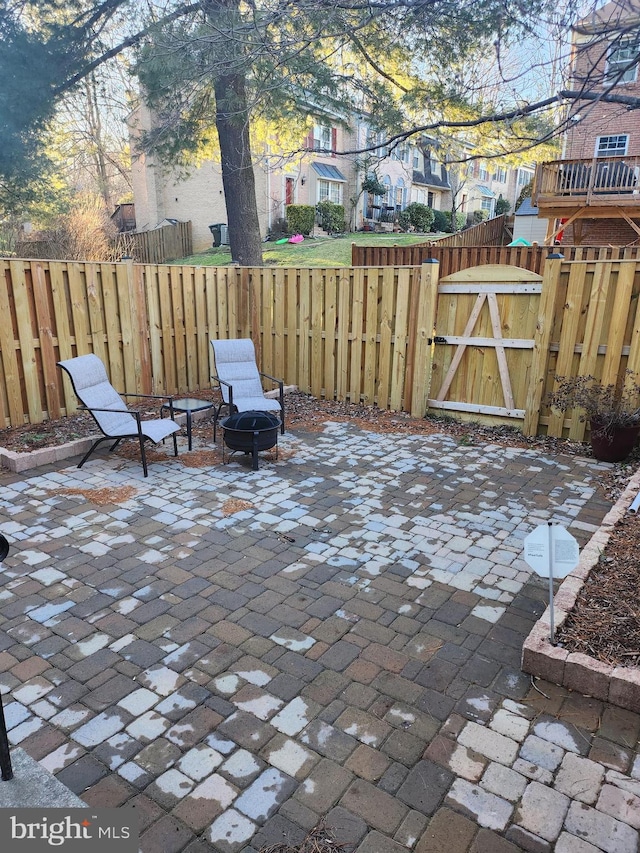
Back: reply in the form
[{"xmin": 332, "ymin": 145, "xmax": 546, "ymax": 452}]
[
  {"xmin": 565, "ymin": 12, "xmax": 640, "ymax": 158},
  {"xmin": 562, "ymin": 218, "xmax": 640, "ymax": 246}
]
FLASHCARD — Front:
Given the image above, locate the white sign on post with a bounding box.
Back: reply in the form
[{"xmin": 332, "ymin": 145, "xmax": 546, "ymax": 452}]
[
  {"xmin": 523, "ymin": 524, "xmax": 579, "ymax": 579},
  {"xmin": 523, "ymin": 523, "xmax": 579, "ymax": 645}
]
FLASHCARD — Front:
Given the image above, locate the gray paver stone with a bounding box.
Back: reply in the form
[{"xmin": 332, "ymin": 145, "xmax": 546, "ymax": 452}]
[
  {"xmin": 207, "ymin": 808, "xmax": 257, "ymax": 853},
  {"xmin": 234, "ymin": 768, "xmax": 297, "ymax": 824},
  {"xmin": 397, "ymin": 760, "xmax": 454, "ymax": 815},
  {"xmin": 458, "ymin": 721, "xmax": 518, "ymax": 765},
  {"xmin": 596, "ymin": 784, "xmax": 640, "ymax": 830},
  {"xmin": 555, "ymin": 753, "xmax": 605, "ymax": 804},
  {"xmin": 555, "ymin": 832, "xmax": 601, "ymax": 853},
  {"xmin": 479, "ymin": 762, "xmax": 527, "ymax": 803},
  {"xmin": 519, "ymin": 735, "xmax": 564, "ymax": 772},
  {"xmin": 565, "ymin": 801, "xmax": 639, "ymax": 853},
  {"xmin": 445, "ymin": 778, "xmax": 513, "ymax": 831},
  {"xmin": 514, "ymin": 780, "xmax": 569, "ymax": 842}
]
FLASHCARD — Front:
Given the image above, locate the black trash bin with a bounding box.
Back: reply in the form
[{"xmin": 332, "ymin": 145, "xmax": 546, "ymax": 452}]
[{"xmin": 209, "ymin": 223, "xmax": 226, "ymax": 247}]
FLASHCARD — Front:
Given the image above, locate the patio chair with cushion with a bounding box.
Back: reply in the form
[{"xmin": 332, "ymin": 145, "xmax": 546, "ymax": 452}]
[
  {"xmin": 210, "ymin": 338, "xmax": 285, "ymax": 441},
  {"xmin": 58, "ymin": 354, "xmax": 180, "ymax": 477}
]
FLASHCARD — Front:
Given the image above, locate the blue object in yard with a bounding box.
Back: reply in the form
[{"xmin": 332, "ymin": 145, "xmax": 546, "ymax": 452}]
[{"xmin": 508, "ymin": 237, "xmax": 532, "ymax": 246}]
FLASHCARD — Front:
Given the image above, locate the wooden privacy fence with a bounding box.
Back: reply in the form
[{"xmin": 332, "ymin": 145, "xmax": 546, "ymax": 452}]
[
  {"xmin": 427, "ymin": 213, "xmax": 510, "ymax": 248},
  {"xmin": 2, "ymin": 254, "xmax": 640, "ymax": 447},
  {"xmin": 120, "ymin": 221, "xmax": 192, "ymax": 264},
  {"xmin": 351, "ymin": 242, "xmax": 640, "ymax": 274},
  {"xmin": 0, "ymin": 259, "xmax": 434, "ymax": 428},
  {"xmin": 13, "ymin": 221, "xmax": 192, "ymax": 266}
]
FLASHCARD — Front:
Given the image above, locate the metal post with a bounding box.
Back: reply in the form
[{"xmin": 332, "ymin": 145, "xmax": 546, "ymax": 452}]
[
  {"xmin": 0, "ymin": 532, "xmax": 12, "ymax": 780},
  {"xmin": 548, "ymin": 522, "xmax": 555, "ymax": 645},
  {"xmin": 0, "ymin": 690, "xmax": 13, "ymax": 781}
]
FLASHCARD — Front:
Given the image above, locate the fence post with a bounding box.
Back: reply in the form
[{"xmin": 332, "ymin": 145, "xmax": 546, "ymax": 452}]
[
  {"xmin": 409, "ymin": 259, "xmax": 440, "ymax": 418},
  {"xmin": 523, "ymin": 253, "xmax": 564, "ymax": 436},
  {"xmin": 124, "ymin": 259, "xmax": 152, "ymax": 394}
]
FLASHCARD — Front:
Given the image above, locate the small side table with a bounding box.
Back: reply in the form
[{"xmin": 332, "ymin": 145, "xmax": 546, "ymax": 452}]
[{"xmin": 161, "ymin": 398, "xmax": 214, "ymax": 451}]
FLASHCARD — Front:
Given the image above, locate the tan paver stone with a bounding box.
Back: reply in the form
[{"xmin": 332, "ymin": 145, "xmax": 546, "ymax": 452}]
[
  {"xmin": 361, "ymin": 643, "xmax": 410, "ymax": 673},
  {"xmin": 172, "ymin": 773, "xmax": 239, "ymax": 830},
  {"xmin": 345, "ymin": 743, "xmax": 391, "ymax": 781},
  {"xmin": 340, "ymin": 779, "xmax": 409, "ymax": 834},
  {"xmin": 425, "ymin": 735, "xmax": 486, "ymax": 782},
  {"xmin": 355, "ymin": 830, "xmax": 410, "ymax": 853},
  {"xmin": 470, "ymin": 828, "xmax": 524, "ymax": 853},
  {"xmin": 294, "ymin": 759, "xmax": 353, "ymax": 813},
  {"xmin": 415, "ymin": 807, "xmax": 478, "ymax": 853},
  {"xmin": 394, "ymin": 810, "xmax": 429, "ymax": 849},
  {"xmin": 336, "ymin": 707, "xmax": 391, "ymax": 748}
]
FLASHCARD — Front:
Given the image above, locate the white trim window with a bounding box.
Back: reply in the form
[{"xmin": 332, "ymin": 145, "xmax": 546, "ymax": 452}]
[
  {"xmin": 517, "ymin": 168, "xmax": 533, "ymax": 187},
  {"xmin": 596, "ymin": 134, "xmax": 629, "ymax": 156},
  {"xmin": 313, "ymin": 124, "xmax": 332, "ymax": 151},
  {"xmin": 480, "ymin": 197, "xmax": 493, "ymax": 214},
  {"xmin": 606, "ymin": 39, "xmax": 639, "ymax": 84},
  {"xmin": 317, "ymin": 179, "xmax": 342, "ymax": 204}
]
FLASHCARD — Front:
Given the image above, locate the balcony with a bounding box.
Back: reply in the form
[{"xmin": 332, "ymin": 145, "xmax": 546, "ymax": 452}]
[{"xmin": 534, "ymin": 155, "xmax": 640, "ymax": 218}]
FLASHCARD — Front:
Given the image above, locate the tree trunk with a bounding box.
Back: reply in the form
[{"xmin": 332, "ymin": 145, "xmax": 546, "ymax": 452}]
[{"xmin": 214, "ymin": 72, "xmax": 263, "ymax": 266}]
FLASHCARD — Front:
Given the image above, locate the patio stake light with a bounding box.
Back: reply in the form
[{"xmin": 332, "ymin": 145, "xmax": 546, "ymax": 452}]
[{"xmin": 0, "ymin": 532, "xmax": 13, "ymax": 781}]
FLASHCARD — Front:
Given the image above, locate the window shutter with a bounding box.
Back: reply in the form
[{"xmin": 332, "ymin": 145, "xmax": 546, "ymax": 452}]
[{"xmin": 331, "ymin": 127, "xmax": 337, "ymax": 157}]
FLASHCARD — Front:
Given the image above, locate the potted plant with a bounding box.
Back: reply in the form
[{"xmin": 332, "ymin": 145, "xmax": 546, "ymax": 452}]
[{"xmin": 547, "ymin": 373, "xmax": 640, "ymax": 462}]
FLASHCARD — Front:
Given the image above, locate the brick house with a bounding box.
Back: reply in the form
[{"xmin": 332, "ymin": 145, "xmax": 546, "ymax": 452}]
[{"xmin": 534, "ymin": 0, "xmax": 640, "ymax": 245}]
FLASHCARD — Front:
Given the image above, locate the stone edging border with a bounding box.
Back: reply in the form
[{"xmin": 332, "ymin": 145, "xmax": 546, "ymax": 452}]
[
  {"xmin": 521, "ymin": 465, "xmax": 640, "ymax": 712},
  {"xmin": 0, "ymin": 437, "xmax": 99, "ymax": 473}
]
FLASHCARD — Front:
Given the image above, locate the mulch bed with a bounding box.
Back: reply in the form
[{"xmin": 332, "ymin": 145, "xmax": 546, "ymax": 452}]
[
  {"xmin": 557, "ymin": 512, "xmax": 640, "ymax": 668},
  {"xmin": 1, "ymin": 390, "xmax": 639, "ymax": 669}
]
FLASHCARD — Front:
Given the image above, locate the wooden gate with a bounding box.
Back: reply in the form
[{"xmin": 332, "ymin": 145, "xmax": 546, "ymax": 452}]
[{"xmin": 427, "ymin": 264, "xmax": 543, "ymax": 425}]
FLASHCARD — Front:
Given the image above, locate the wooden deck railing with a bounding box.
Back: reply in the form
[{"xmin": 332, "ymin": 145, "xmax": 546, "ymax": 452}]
[{"xmin": 534, "ymin": 155, "xmax": 640, "ymax": 207}]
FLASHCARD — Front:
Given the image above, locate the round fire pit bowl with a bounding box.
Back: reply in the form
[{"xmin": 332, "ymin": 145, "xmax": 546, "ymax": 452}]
[{"xmin": 220, "ymin": 411, "xmax": 281, "ymax": 470}]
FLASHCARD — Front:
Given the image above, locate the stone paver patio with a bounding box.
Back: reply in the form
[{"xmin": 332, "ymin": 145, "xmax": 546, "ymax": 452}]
[{"xmin": 0, "ymin": 421, "xmax": 639, "ymax": 853}]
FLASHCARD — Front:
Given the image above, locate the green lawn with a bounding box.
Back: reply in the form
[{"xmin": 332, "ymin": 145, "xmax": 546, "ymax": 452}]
[{"xmin": 170, "ymin": 232, "xmax": 440, "ymax": 267}]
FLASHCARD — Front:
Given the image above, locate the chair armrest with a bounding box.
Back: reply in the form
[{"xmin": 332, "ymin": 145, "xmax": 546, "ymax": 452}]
[
  {"xmin": 119, "ymin": 392, "xmax": 175, "ymax": 402},
  {"xmin": 78, "ymin": 404, "xmax": 141, "ymax": 414},
  {"xmin": 78, "ymin": 405, "xmax": 145, "ymax": 435},
  {"xmin": 211, "ymin": 375, "xmax": 233, "ymax": 409},
  {"xmin": 258, "ymin": 371, "xmax": 284, "ymax": 389},
  {"xmin": 259, "ymin": 372, "xmax": 284, "ymax": 417}
]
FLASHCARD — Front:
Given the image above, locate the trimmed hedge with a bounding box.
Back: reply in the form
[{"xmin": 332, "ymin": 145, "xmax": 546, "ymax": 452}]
[
  {"xmin": 316, "ymin": 200, "xmax": 345, "ymax": 234},
  {"xmin": 286, "ymin": 204, "xmax": 315, "ymax": 235}
]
